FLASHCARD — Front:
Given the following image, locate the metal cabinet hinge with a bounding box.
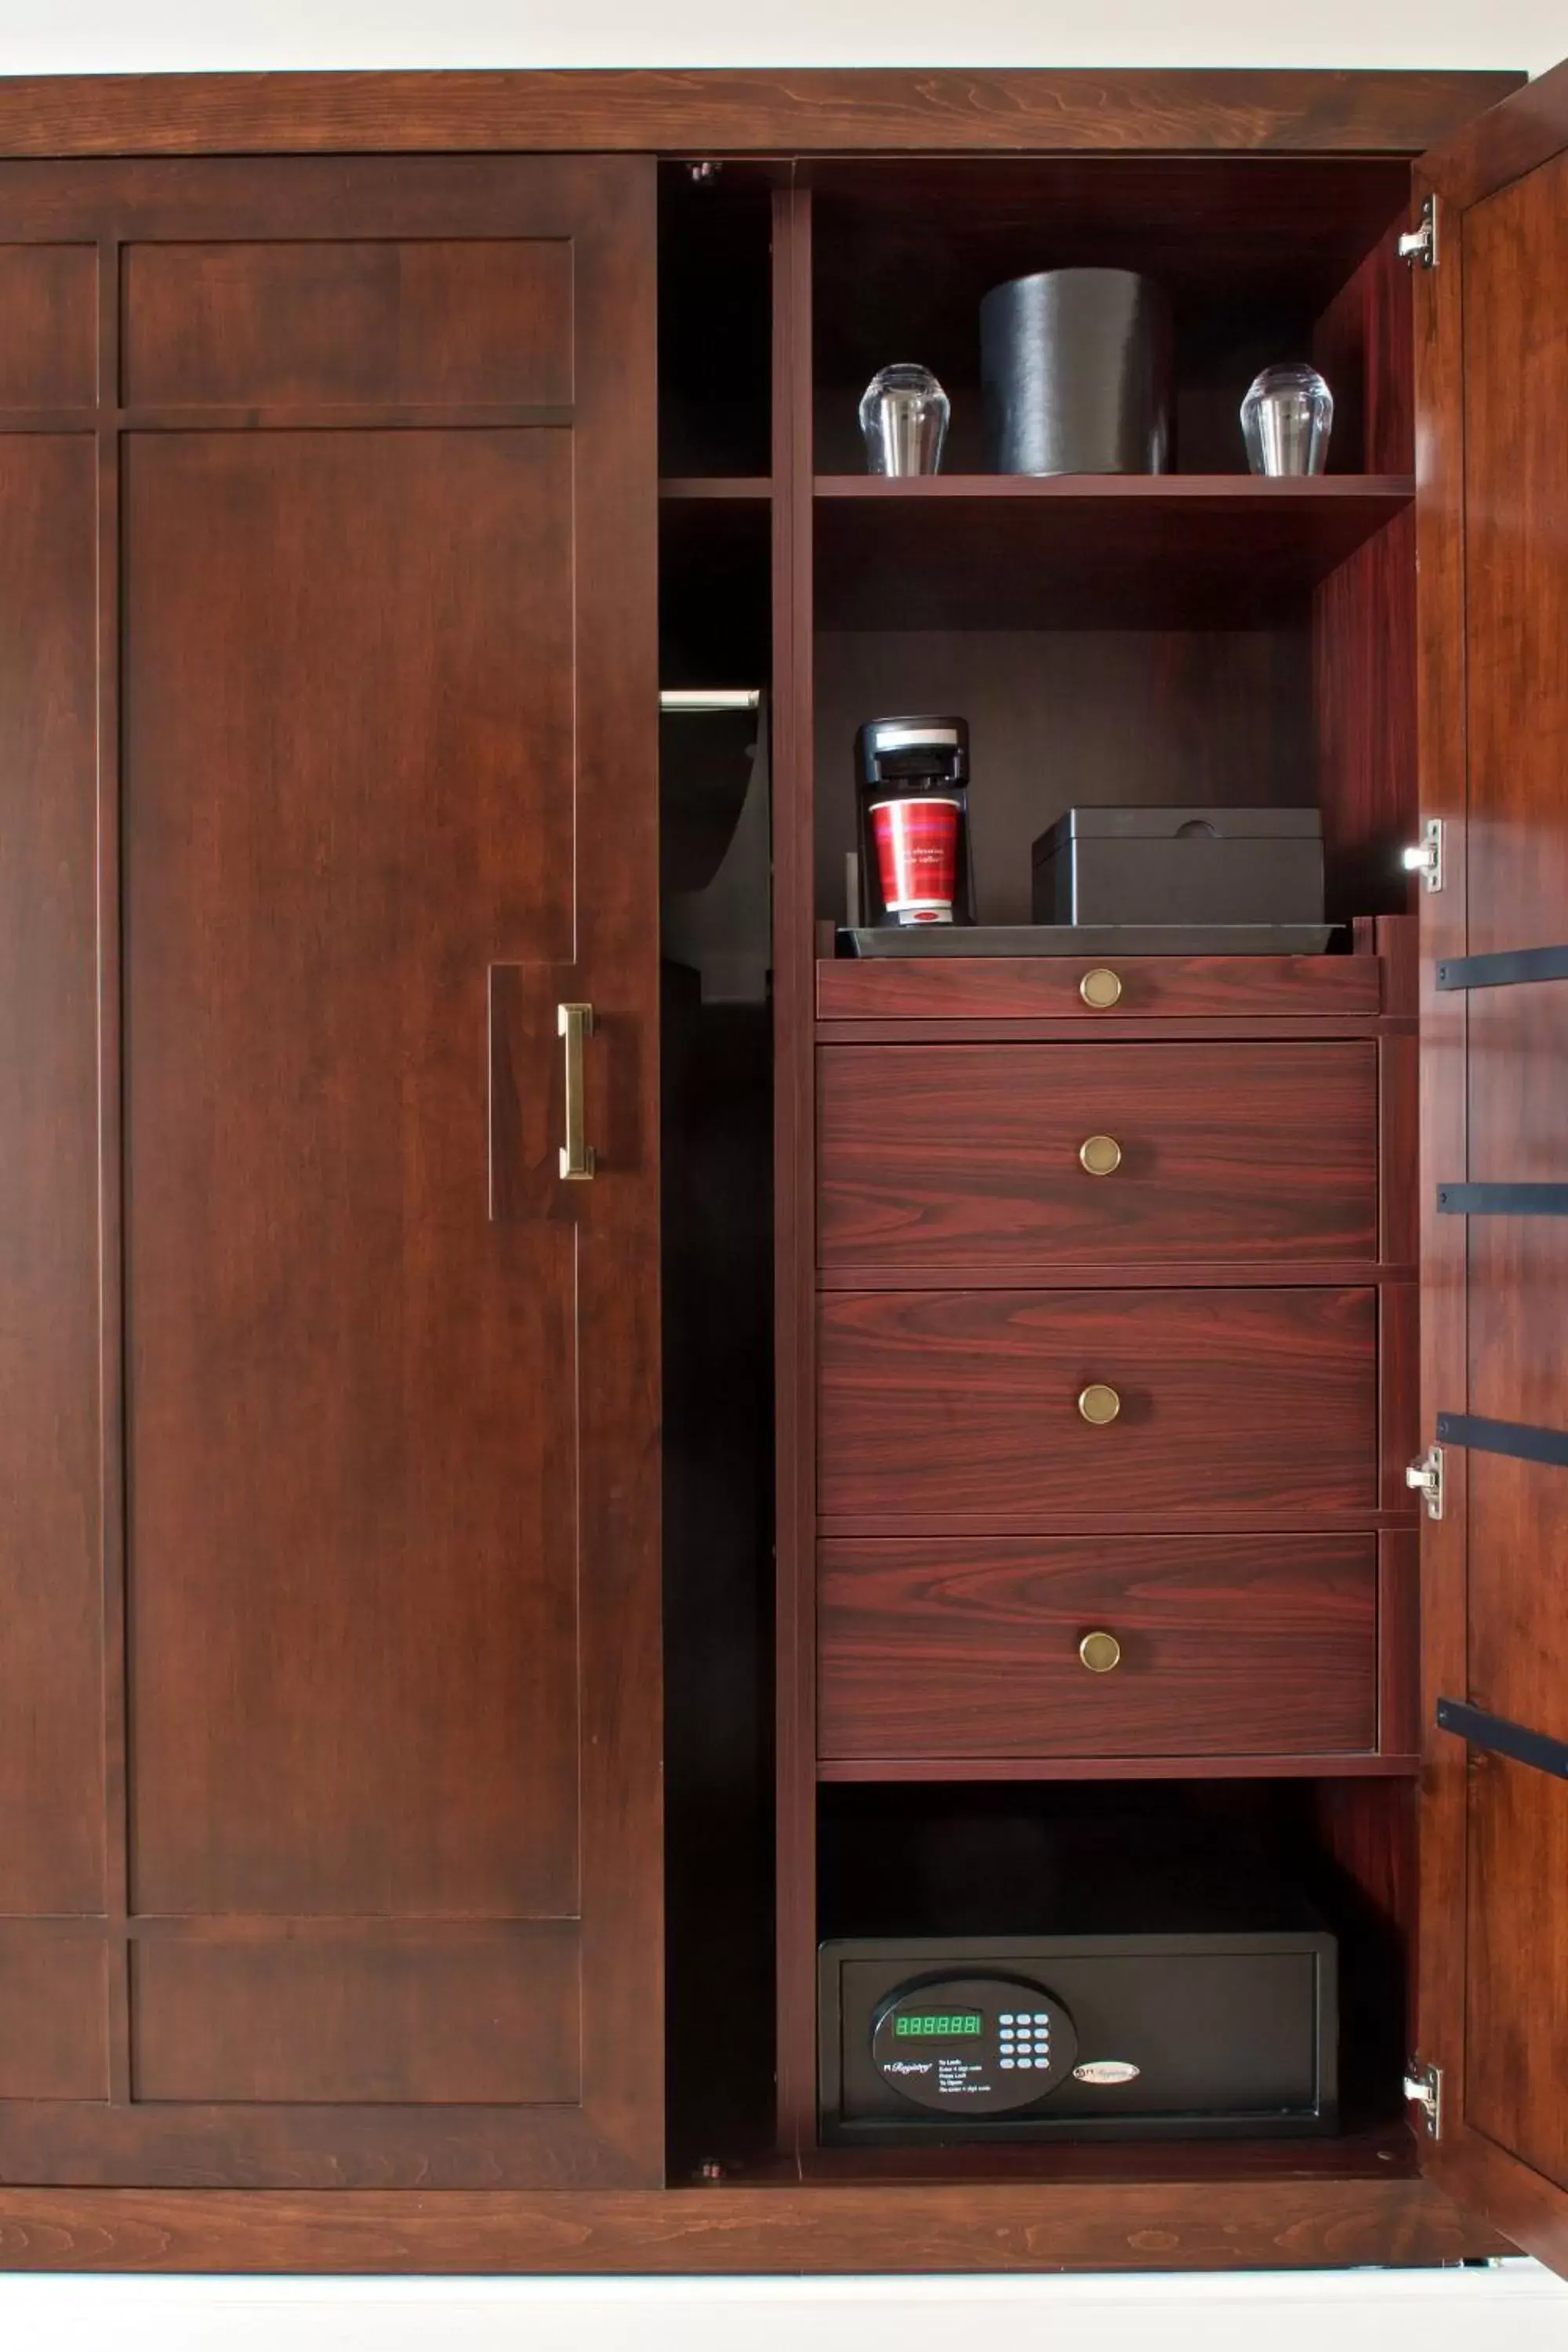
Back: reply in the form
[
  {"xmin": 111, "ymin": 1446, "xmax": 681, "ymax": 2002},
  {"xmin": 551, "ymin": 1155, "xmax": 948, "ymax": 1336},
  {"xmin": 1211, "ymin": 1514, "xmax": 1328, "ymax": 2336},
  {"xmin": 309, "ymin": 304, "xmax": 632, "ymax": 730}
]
[
  {"xmin": 1399, "ymin": 195, "xmax": 1439, "ymax": 270},
  {"xmin": 1405, "ymin": 2059, "xmax": 1443, "ymax": 2139},
  {"xmin": 1406, "ymin": 1445, "xmax": 1445, "ymax": 1521},
  {"xmin": 1402, "ymin": 818, "xmax": 1444, "ymax": 892}
]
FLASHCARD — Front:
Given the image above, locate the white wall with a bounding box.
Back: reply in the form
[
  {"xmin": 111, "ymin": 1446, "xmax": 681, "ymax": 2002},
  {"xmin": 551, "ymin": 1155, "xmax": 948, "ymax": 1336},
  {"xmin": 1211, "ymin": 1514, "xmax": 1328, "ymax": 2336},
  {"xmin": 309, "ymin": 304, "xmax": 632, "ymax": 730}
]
[{"xmin": 0, "ymin": 0, "xmax": 1562, "ymax": 77}]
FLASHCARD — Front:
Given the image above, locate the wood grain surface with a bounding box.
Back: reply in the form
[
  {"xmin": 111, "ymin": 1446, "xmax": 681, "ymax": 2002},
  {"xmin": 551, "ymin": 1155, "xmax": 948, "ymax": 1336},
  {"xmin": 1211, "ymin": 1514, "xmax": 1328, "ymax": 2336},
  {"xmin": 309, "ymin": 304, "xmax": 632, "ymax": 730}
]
[
  {"xmin": 818, "ymin": 1534, "xmax": 1378, "ymax": 1759},
  {"xmin": 119, "ymin": 236, "xmax": 574, "ymax": 408},
  {"xmin": 1460, "ymin": 140, "xmax": 1568, "ymax": 1753},
  {"xmin": 818, "ymin": 955, "xmax": 1383, "ymax": 1022},
  {"xmin": 818, "ymin": 1287, "xmax": 1377, "ymax": 1523},
  {"xmin": 0, "ymin": 432, "xmax": 105, "ymax": 1925},
  {"xmin": 0, "ymin": 242, "xmax": 97, "ymax": 405},
  {"xmin": 1410, "ymin": 140, "xmax": 1472, "ymax": 2252},
  {"xmin": 130, "ymin": 1926, "xmax": 582, "ymax": 2107},
  {"xmin": 0, "ymin": 152, "xmax": 665, "ymax": 2191},
  {"xmin": 813, "ymin": 477, "xmax": 1413, "ymax": 632},
  {"xmin": 1409, "ymin": 62, "xmax": 1568, "ymax": 2279},
  {"xmin": 1465, "ymin": 1762, "xmax": 1568, "ymax": 2195},
  {"xmin": 122, "ymin": 423, "xmax": 584, "ymax": 1922},
  {"xmin": 0, "ymin": 1929, "xmax": 108, "ymax": 2100},
  {"xmin": 0, "ymin": 2175, "xmax": 1512, "ymax": 2274},
  {"xmin": 818, "ymin": 1042, "xmax": 1377, "ymax": 1269},
  {"xmin": 0, "ymin": 70, "xmax": 1520, "ymax": 160}
]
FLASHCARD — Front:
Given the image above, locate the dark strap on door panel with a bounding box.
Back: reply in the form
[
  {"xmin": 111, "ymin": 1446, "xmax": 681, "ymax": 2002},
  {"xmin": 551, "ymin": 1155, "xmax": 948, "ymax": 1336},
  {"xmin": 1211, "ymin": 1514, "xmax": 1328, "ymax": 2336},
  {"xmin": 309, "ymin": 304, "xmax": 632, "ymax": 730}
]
[
  {"xmin": 1437, "ymin": 945, "xmax": 1568, "ymax": 990},
  {"xmin": 1438, "ymin": 1182, "xmax": 1568, "ymax": 1215},
  {"xmin": 1436, "ymin": 1698, "xmax": 1568, "ymax": 1782},
  {"xmin": 1437, "ymin": 1411, "xmax": 1568, "ymax": 1469}
]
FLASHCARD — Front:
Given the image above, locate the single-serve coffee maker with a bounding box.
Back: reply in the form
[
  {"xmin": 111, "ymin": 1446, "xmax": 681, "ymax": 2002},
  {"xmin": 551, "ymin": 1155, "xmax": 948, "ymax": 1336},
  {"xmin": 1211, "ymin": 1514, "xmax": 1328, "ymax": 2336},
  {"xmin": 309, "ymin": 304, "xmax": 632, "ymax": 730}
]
[{"xmin": 855, "ymin": 716, "xmax": 975, "ymax": 928}]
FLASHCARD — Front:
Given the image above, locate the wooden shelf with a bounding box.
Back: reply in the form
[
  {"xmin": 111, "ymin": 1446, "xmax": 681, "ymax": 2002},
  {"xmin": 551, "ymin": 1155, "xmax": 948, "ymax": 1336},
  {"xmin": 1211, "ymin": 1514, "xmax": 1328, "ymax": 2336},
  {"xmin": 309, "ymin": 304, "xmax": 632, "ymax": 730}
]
[
  {"xmin": 660, "ymin": 476, "xmax": 772, "ymax": 500},
  {"xmin": 813, "ymin": 474, "xmax": 1414, "ymax": 629},
  {"xmin": 775, "ymin": 2116, "xmax": 1420, "ymax": 2186}
]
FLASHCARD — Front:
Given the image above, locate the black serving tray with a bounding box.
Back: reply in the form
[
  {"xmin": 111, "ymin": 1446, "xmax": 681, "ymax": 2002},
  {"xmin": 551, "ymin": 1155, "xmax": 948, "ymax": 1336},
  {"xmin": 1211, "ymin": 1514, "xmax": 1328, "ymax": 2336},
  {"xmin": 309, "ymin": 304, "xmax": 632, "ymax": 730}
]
[{"xmin": 837, "ymin": 923, "xmax": 1343, "ymax": 959}]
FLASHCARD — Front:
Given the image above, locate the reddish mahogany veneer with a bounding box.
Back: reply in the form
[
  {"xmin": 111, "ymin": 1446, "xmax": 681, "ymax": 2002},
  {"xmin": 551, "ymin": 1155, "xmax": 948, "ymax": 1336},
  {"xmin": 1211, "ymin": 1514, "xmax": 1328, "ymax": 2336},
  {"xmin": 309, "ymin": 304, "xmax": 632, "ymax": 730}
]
[
  {"xmin": 818, "ymin": 1041, "xmax": 1377, "ymax": 1270},
  {"xmin": 818, "ymin": 1533, "xmax": 1378, "ymax": 1760}
]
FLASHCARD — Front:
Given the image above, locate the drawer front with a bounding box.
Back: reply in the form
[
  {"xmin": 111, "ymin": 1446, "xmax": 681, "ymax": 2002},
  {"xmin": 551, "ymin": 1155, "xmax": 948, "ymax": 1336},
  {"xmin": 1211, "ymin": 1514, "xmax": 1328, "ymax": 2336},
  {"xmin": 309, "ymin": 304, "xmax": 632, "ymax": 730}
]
[
  {"xmin": 816, "ymin": 954, "xmax": 1383, "ymax": 1023},
  {"xmin": 818, "ymin": 1534, "xmax": 1378, "ymax": 1759},
  {"xmin": 818, "ymin": 1042, "xmax": 1377, "ymax": 1269},
  {"xmin": 818, "ymin": 1287, "xmax": 1377, "ymax": 1522}
]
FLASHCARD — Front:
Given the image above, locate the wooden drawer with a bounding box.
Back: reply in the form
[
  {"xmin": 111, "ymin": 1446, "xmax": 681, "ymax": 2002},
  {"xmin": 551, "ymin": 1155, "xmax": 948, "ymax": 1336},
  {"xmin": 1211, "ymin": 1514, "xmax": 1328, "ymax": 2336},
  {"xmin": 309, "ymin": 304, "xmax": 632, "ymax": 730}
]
[
  {"xmin": 818, "ymin": 1042, "xmax": 1377, "ymax": 1269},
  {"xmin": 818, "ymin": 1534, "xmax": 1378, "ymax": 1760},
  {"xmin": 818, "ymin": 1287, "xmax": 1377, "ymax": 1523},
  {"xmin": 816, "ymin": 954, "xmax": 1383, "ymax": 1023}
]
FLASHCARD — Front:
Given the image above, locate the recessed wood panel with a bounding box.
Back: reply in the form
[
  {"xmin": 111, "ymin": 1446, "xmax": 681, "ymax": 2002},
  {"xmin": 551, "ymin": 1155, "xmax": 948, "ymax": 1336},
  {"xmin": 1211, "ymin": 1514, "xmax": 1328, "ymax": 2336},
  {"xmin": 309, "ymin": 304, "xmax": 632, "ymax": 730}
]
[
  {"xmin": 121, "ymin": 239, "xmax": 572, "ymax": 407},
  {"xmin": 123, "ymin": 429, "xmax": 580, "ymax": 1918},
  {"xmin": 132, "ymin": 1926, "xmax": 580, "ymax": 2105},
  {"xmin": 818, "ymin": 1534, "xmax": 1378, "ymax": 1759},
  {"xmin": 0, "ymin": 245, "xmax": 96, "ymax": 405},
  {"xmin": 1466, "ymin": 1760, "xmax": 1568, "ymax": 2194},
  {"xmin": 0, "ymin": 434, "xmax": 105, "ymax": 1916},
  {"xmin": 818, "ymin": 1042, "xmax": 1377, "ymax": 1269},
  {"xmin": 1463, "ymin": 146, "xmax": 1568, "ymax": 970},
  {"xmin": 1464, "ymin": 994, "xmax": 1566, "ymax": 1757},
  {"xmin": 818, "ymin": 1287, "xmax": 1377, "ymax": 1522},
  {"xmin": 0, "ymin": 1928, "xmax": 108, "ymax": 2099}
]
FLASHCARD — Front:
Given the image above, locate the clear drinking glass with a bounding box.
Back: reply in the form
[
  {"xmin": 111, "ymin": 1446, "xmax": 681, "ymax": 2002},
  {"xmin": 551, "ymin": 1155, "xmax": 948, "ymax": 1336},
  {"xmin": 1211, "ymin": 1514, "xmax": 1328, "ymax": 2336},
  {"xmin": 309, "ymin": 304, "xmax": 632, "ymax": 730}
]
[
  {"xmin": 1240, "ymin": 363, "xmax": 1334, "ymax": 477},
  {"xmin": 858, "ymin": 365, "xmax": 950, "ymax": 475}
]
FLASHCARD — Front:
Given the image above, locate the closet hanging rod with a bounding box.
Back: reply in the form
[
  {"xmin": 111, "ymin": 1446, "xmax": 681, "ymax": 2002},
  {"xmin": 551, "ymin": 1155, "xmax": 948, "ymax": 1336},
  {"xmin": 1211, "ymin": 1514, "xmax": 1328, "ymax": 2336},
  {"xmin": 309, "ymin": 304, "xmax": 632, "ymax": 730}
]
[{"xmin": 659, "ymin": 688, "xmax": 763, "ymax": 713}]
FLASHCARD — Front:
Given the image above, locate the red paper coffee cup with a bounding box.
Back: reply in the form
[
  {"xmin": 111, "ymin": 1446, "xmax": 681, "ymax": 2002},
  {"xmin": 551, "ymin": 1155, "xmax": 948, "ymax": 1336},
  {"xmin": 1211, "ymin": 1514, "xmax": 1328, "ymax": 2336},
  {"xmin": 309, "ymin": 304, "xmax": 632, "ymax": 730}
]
[{"xmin": 870, "ymin": 797, "xmax": 960, "ymax": 923}]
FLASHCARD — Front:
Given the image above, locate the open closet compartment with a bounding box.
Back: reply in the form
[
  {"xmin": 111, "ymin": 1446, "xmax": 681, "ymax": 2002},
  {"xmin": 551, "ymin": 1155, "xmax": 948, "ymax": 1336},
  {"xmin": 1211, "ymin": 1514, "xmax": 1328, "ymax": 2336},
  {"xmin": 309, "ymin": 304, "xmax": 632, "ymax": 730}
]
[
  {"xmin": 807, "ymin": 156, "xmax": 1418, "ymax": 935},
  {"xmin": 656, "ymin": 158, "xmax": 779, "ymax": 2182},
  {"xmin": 769, "ymin": 156, "xmax": 1425, "ymax": 2180},
  {"xmin": 815, "ymin": 1781, "xmax": 1411, "ymax": 2165}
]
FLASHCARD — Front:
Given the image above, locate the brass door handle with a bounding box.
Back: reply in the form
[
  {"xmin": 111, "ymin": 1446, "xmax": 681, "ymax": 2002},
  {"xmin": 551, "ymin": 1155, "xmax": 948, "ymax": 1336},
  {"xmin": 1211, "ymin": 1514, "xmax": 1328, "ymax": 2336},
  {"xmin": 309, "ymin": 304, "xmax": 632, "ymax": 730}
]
[
  {"xmin": 1079, "ymin": 967, "xmax": 1123, "ymax": 1009},
  {"xmin": 1079, "ymin": 1631, "xmax": 1123, "ymax": 1674},
  {"xmin": 1079, "ymin": 1134, "xmax": 1123, "ymax": 1176},
  {"xmin": 1077, "ymin": 1383, "xmax": 1121, "ymax": 1425},
  {"xmin": 557, "ymin": 1002, "xmax": 596, "ymax": 1181}
]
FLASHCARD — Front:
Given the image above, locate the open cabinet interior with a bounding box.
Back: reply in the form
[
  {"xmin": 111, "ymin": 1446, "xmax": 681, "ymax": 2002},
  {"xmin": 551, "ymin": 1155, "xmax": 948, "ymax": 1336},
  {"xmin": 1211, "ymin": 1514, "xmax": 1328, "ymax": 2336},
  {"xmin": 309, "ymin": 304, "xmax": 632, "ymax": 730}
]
[
  {"xmin": 808, "ymin": 158, "xmax": 1417, "ymax": 931},
  {"xmin": 658, "ymin": 152, "xmax": 1425, "ymax": 2187}
]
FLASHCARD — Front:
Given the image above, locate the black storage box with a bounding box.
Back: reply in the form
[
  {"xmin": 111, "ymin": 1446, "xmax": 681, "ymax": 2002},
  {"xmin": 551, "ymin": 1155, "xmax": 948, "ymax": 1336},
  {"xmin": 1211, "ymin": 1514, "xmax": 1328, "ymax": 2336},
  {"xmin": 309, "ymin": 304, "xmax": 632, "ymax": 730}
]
[{"xmin": 1032, "ymin": 805, "xmax": 1324, "ymax": 927}]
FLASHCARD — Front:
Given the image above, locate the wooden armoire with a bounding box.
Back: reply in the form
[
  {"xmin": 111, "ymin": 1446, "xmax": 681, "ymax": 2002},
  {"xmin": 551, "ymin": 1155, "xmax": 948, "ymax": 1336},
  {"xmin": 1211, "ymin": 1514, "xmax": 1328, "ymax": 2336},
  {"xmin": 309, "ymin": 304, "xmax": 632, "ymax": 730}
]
[{"xmin": 0, "ymin": 60, "xmax": 1565, "ymax": 2280}]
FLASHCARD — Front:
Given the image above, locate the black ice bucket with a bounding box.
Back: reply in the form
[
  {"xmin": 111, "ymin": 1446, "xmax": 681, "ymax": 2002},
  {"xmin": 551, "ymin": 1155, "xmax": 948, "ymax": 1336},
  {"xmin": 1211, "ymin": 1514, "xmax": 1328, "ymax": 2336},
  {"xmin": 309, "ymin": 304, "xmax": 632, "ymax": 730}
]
[{"xmin": 980, "ymin": 267, "xmax": 1172, "ymax": 476}]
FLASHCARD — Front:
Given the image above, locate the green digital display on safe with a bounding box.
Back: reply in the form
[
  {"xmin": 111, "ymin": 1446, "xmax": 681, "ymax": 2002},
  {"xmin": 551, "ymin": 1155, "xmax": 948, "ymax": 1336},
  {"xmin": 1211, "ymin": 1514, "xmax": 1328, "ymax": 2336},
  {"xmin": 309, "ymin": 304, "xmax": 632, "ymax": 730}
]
[{"xmin": 894, "ymin": 2013, "xmax": 983, "ymax": 2038}]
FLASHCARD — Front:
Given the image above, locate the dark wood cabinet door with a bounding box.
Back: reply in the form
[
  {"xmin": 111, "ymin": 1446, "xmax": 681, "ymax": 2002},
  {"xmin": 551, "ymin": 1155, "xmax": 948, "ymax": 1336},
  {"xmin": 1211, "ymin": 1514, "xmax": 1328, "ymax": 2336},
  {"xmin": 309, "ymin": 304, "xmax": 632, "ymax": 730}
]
[
  {"xmin": 1414, "ymin": 57, "xmax": 1568, "ymax": 2277},
  {"xmin": 0, "ymin": 157, "xmax": 661, "ymax": 2187}
]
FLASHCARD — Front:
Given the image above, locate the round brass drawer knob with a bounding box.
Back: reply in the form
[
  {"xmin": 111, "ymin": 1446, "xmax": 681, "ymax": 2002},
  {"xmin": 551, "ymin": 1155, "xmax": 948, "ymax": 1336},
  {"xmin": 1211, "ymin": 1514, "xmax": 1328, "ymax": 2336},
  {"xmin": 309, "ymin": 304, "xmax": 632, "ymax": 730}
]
[
  {"xmin": 1077, "ymin": 1382, "xmax": 1122, "ymax": 1426},
  {"xmin": 1079, "ymin": 1134, "xmax": 1123, "ymax": 1177},
  {"xmin": 1080, "ymin": 967, "xmax": 1123, "ymax": 1009},
  {"xmin": 1079, "ymin": 1630, "xmax": 1123, "ymax": 1675}
]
